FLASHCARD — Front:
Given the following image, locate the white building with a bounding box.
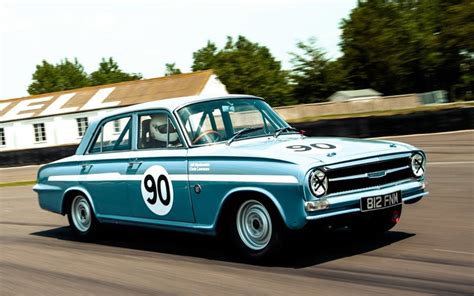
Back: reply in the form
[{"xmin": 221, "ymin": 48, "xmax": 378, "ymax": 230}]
[
  {"xmin": 328, "ymin": 89, "xmax": 382, "ymax": 102},
  {"xmin": 0, "ymin": 70, "xmax": 227, "ymax": 152}
]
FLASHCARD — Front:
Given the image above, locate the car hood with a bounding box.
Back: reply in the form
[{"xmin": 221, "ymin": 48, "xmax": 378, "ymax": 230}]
[{"xmin": 191, "ymin": 135, "xmax": 415, "ymax": 167}]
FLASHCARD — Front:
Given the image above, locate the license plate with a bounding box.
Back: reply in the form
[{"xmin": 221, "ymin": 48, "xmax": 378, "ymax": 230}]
[{"xmin": 360, "ymin": 191, "xmax": 401, "ymax": 212}]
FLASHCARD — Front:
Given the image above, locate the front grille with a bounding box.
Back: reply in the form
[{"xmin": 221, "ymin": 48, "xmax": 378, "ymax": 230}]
[{"xmin": 326, "ymin": 156, "xmax": 413, "ymax": 194}]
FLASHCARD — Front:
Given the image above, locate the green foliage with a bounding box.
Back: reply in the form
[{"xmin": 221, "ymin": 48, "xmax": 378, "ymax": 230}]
[
  {"xmin": 192, "ymin": 36, "xmax": 294, "ymax": 106},
  {"xmin": 28, "ymin": 1, "xmax": 472, "ymax": 103},
  {"xmin": 290, "ymin": 38, "xmax": 346, "ymax": 103},
  {"xmin": 28, "ymin": 57, "xmax": 142, "ymax": 95},
  {"xmin": 340, "ymin": 0, "xmax": 473, "ymax": 100},
  {"xmin": 28, "ymin": 59, "xmax": 89, "ymax": 95},
  {"xmin": 89, "ymin": 57, "xmax": 142, "ymax": 86},
  {"xmin": 192, "ymin": 41, "xmax": 218, "ymax": 72},
  {"xmin": 164, "ymin": 63, "xmax": 182, "ymax": 76}
]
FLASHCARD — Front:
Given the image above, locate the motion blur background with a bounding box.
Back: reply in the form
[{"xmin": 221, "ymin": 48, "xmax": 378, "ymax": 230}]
[
  {"xmin": 0, "ymin": 1, "xmax": 473, "ymax": 295},
  {"xmin": 1, "ymin": 0, "xmax": 473, "ymax": 103},
  {"xmin": 0, "ymin": 0, "xmax": 472, "ymax": 165}
]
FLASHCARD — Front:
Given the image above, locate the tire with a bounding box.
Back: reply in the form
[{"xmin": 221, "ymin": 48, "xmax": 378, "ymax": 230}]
[
  {"xmin": 67, "ymin": 194, "xmax": 99, "ymax": 240},
  {"xmin": 229, "ymin": 199, "xmax": 287, "ymax": 260},
  {"xmin": 351, "ymin": 205, "xmax": 402, "ymax": 235}
]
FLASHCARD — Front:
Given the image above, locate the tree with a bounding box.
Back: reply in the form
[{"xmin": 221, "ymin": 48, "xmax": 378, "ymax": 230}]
[
  {"xmin": 191, "ymin": 36, "xmax": 293, "ymax": 106},
  {"xmin": 340, "ymin": 0, "xmax": 473, "ymax": 100},
  {"xmin": 28, "ymin": 59, "xmax": 89, "ymax": 95},
  {"xmin": 339, "ymin": 0, "xmax": 414, "ymax": 95},
  {"xmin": 164, "ymin": 63, "xmax": 182, "ymax": 76},
  {"xmin": 439, "ymin": 0, "xmax": 474, "ymax": 100},
  {"xmin": 290, "ymin": 38, "xmax": 346, "ymax": 103},
  {"xmin": 192, "ymin": 41, "xmax": 218, "ymax": 72},
  {"xmin": 89, "ymin": 57, "xmax": 142, "ymax": 86}
]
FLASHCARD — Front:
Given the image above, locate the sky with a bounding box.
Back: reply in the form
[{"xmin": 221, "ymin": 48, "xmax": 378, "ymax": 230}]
[{"xmin": 0, "ymin": 0, "xmax": 357, "ymax": 100}]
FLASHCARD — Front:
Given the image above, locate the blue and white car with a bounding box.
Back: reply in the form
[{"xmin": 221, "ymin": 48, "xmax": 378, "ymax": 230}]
[{"xmin": 34, "ymin": 95, "xmax": 427, "ymax": 259}]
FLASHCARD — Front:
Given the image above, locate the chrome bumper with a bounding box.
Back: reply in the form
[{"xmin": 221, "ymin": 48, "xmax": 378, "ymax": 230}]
[{"xmin": 305, "ymin": 179, "xmax": 427, "ymax": 221}]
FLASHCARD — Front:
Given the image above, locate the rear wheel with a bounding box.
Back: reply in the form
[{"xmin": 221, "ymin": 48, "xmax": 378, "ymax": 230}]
[
  {"xmin": 351, "ymin": 205, "xmax": 402, "ymax": 235},
  {"xmin": 67, "ymin": 195, "xmax": 99, "ymax": 240},
  {"xmin": 230, "ymin": 199, "xmax": 286, "ymax": 260}
]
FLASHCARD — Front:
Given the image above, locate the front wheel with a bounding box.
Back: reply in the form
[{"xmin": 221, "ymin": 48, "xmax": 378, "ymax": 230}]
[
  {"xmin": 67, "ymin": 195, "xmax": 99, "ymax": 240},
  {"xmin": 230, "ymin": 199, "xmax": 286, "ymax": 260}
]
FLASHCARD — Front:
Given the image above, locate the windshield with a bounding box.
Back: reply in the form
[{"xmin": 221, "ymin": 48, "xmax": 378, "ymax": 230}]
[{"xmin": 177, "ymin": 98, "xmax": 290, "ymax": 146}]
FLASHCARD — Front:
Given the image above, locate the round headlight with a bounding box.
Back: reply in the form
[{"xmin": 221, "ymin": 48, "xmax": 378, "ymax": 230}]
[
  {"xmin": 309, "ymin": 169, "xmax": 328, "ymax": 197},
  {"xmin": 411, "ymin": 153, "xmax": 425, "ymax": 177}
]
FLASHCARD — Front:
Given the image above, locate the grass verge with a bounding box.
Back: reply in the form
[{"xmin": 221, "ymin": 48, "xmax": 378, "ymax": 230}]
[{"xmin": 0, "ymin": 180, "xmax": 36, "ymax": 188}]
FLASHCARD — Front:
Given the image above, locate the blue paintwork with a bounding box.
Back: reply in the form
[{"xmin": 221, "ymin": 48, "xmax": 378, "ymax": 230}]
[{"xmin": 33, "ymin": 95, "xmax": 428, "ymax": 235}]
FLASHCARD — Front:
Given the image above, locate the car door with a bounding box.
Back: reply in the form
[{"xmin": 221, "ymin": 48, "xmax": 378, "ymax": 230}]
[
  {"xmin": 126, "ymin": 111, "xmax": 195, "ymax": 223},
  {"xmin": 80, "ymin": 115, "xmax": 134, "ymax": 218}
]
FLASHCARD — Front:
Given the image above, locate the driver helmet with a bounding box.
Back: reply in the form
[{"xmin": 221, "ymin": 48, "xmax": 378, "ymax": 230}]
[{"xmin": 149, "ymin": 115, "xmax": 178, "ymax": 142}]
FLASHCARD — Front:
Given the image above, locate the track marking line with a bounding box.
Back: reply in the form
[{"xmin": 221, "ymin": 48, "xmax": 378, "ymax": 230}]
[
  {"xmin": 434, "ymin": 249, "xmax": 474, "ymax": 256},
  {"xmin": 372, "ymin": 129, "xmax": 474, "ymax": 139},
  {"xmin": 428, "ymin": 161, "xmax": 474, "ymax": 165}
]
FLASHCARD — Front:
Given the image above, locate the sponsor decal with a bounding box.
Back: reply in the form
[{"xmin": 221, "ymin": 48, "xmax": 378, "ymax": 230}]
[{"xmin": 189, "ymin": 162, "xmax": 211, "ymax": 172}]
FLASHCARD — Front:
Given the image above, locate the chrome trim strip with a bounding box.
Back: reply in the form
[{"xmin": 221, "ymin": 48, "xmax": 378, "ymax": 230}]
[
  {"xmin": 403, "ymin": 191, "xmax": 428, "ymax": 202},
  {"xmin": 329, "ymin": 165, "xmax": 410, "ymax": 182},
  {"xmin": 306, "ymin": 208, "xmax": 360, "ymax": 220},
  {"xmin": 326, "ymin": 153, "xmax": 412, "ymax": 170},
  {"xmin": 326, "ymin": 178, "xmax": 414, "ymax": 197},
  {"xmin": 306, "ymin": 190, "xmax": 428, "ymax": 221}
]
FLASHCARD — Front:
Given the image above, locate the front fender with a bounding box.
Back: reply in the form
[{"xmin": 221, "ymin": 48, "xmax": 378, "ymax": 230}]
[{"xmin": 216, "ymin": 186, "xmax": 307, "ymax": 230}]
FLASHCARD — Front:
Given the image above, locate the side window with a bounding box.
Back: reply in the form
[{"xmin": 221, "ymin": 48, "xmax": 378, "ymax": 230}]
[
  {"xmin": 139, "ymin": 113, "xmax": 183, "ymax": 149},
  {"xmin": 90, "ymin": 117, "xmax": 131, "ymax": 153}
]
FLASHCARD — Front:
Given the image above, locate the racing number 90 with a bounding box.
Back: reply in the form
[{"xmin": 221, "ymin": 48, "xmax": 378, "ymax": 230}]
[
  {"xmin": 286, "ymin": 143, "xmax": 337, "ymax": 152},
  {"xmin": 141, "ymin": 165, "xmax": 174, "ymax": 216},
  {"xmin": 144, "ymin": 174, "xmax": 170, "ymax": 206}
]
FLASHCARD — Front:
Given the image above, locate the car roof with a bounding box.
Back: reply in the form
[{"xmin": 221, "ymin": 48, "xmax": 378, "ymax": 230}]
[
  {"xmin": 75, "ymin": 94, "xmax": 263, "ymax": 155},
  {"xmin": 100, "ymin": 94, "xmax": 262, "ymax": 119}
]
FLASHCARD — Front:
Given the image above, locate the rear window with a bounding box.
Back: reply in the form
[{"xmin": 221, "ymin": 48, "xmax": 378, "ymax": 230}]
[{"xmin": 89, "ymin": 117, "xmax": 131, "ymax": 153}]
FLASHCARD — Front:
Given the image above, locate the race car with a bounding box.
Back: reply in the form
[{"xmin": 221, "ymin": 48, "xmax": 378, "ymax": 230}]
[{"xmin": 34, "ymin": 94, "xmax": 427, "ymax": 259}]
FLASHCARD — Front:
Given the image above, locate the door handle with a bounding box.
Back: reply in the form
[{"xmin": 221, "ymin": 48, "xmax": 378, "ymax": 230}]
[
  {"xmin": 128, "ymin": 161, "xmax": 143, "ymax": 168},
  {"xmin": 81, "ymin": 163, "xmax": 92, "ymax": 169}
]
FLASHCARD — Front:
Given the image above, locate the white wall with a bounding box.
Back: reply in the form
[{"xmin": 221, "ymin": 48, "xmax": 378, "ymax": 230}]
[
  {"xmin": 200, "ymin": 75, "xmax": 228, "ymax": 96},
  {"xmin": 0, "ymin": 110, "xmax": 105, "ymax": 152}
]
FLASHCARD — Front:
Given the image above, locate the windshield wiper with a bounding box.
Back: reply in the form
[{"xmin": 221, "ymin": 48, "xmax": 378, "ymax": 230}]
[
  {"xmin": 274, "ymin": 127, "xmax": 299, "ymax": 138},
  {"xmin": 227, "ymin": 127, "xmax": 263, "ymax": 145}
]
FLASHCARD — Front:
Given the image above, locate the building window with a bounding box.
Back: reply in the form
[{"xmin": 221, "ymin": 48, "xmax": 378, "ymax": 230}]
[
  {"xmin": 33, "ymin": 123, "xmax": 46, "ymax": 142},
  {"xmin": 0, "ymin": 128, "xmax": 5, "ymax": 146},
  {"xmin": 76, "ymin": 117, "xmax": 89, "ymax": 137}
]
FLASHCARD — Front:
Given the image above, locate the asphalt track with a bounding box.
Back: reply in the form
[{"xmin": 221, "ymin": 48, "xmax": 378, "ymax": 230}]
[{"xmin": 0, "ymin": 130, "xmax": 473, "ymax": 295}]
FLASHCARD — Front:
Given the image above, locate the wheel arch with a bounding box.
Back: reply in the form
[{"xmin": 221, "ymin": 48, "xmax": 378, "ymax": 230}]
[
  {"xmin": 61, "ymin": 187, "xmax": 96, "ymax": 216},
  {"xmin": 214, "ymin": 187, "xmax": 287, "ymax": 235}
]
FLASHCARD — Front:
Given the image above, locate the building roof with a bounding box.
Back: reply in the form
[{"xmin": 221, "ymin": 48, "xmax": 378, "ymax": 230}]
[
  {"xmin": 102, "ymin": 94, "xmax": 261, "ymax": 119},
  {"xmin": 328, "ymin": 88, "xmax": 382, "ymax": 101},
  {"xmin": 0, "ymin": 70, "xmax": 215, "ymax": 123}
]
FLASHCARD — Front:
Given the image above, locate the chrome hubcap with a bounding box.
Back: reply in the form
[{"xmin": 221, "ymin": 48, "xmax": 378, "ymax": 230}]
[
  {"xmin": 236, "ymin": 200, "xmax": 272, "ymax": 250},
  {"xmin": 71, "ymin": 196, "xmax": 91, "ymax": 232}
]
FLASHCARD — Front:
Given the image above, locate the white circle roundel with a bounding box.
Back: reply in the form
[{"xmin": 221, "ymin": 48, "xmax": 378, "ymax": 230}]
[{"xmin": 141, "ymin": 165, "xmax": 174, "ymax": 216}]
